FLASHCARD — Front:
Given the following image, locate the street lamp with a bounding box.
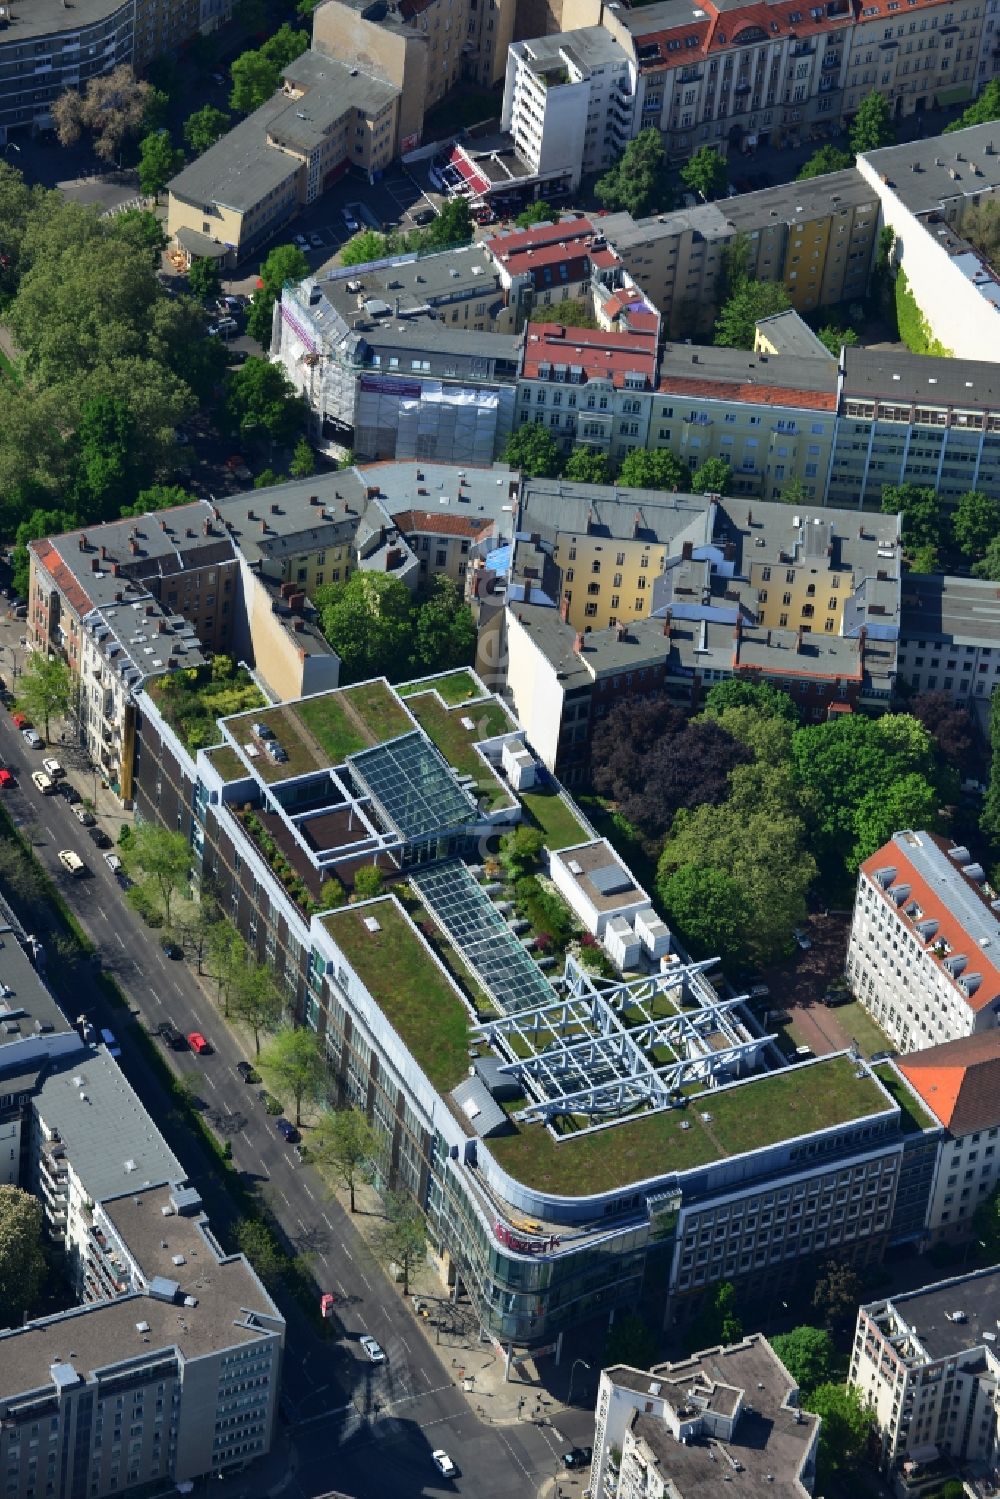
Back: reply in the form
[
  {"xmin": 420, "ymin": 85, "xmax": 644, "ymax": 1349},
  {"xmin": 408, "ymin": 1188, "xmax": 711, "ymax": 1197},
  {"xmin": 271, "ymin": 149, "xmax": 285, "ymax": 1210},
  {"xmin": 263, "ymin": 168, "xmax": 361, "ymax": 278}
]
[{"xmin": 567, "ymin": 1358, "xmax": 590, "ymax": 1407}]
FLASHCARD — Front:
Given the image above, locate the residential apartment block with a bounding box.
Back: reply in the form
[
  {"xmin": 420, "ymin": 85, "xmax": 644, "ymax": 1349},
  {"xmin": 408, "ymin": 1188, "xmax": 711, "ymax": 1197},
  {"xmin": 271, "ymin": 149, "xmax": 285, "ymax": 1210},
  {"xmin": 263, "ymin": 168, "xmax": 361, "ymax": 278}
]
[
  {"xmin": 506, "ymin": 495, "xmax": 900, "ymax": 779},
  {"xmin": 847, "ymin": 831, "xmax": 1000, "ymax": 1056},
  {"xmin": 591, "ymin": 1335, "xmax": 820, "ymax": 1499},
  {"xmin": 897, "ymin": 573, "xmax": 1000, "ymax": 716},
  {"xmin": 850, "ymin": 1266, "xmax": 1000, "ymax": 1477},
  {"xmin": 0, "ymin": 895, "xmax": 284, "ymax": 1499},
  {"xmin": 167, "ymin": 49, "xmax": 400, "ymax": 267},
  {"xmin": 129, "ymin": 661, "xmax": 926, "ymax": 1349},
  {"xmin": 894, "ymin": 1032, "xmax": 1000, "ymax": 1240}
]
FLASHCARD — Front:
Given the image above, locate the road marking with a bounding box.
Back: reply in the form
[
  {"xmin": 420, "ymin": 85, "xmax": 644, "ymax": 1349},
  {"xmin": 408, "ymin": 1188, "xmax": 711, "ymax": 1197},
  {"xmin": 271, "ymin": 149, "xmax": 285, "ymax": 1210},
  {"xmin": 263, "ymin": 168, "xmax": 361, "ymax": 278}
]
[
  {"xmin": 279, "ymin": 1189, "xmax": 290, "ymax": 1207},
  {"xmin": 302, "ymin": 1182, "xmax": 315, "ymax": 1201},
  {"xmin": 398, "ymin": 1335, "xmax": 411, "ymax": 1354},
  {"xmin": 496, "ymin": 1427, "xmax": 534, "ymax": 1479},
  {"xmin": 322, "ymin": 1213, "xmax": 334, "ymax": 1230},
  {"xmin": 114, "ymin": 932, "xmax": 125, "ymax": 948},
  {"xmin": 358, "ymin": 1270, "xmax": 371, "ymax": 1290},
  {"xmin": 339, "ymin": 1241, "xmax": 353, "ymax": 1262},
  {"xmin": 203, "ymin": 1073, "xmax": 217, "ymax": 1091},
  {"xmin": 337, "ymin": 1280, "xmax": 347, "ymax": 1297},
  {"xmin": 381, "ymin": 1382, "xmax": 454, "ymax": 1413}
]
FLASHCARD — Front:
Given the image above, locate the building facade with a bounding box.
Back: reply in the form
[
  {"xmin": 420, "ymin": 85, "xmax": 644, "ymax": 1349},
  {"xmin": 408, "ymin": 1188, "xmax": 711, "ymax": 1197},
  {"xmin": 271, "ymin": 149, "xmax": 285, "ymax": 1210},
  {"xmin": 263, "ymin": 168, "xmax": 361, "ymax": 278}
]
[
  {"xmin": 847, "ymin": 831, "xmax": 1000, "ymax": 1055},
  {"xmin": 897, "ymin": 573, "xmax": 1000, "ymax": 712},
  {"xmin": 850, "ymin": 1266, "xmax": 1000, "ymax": 1477}
]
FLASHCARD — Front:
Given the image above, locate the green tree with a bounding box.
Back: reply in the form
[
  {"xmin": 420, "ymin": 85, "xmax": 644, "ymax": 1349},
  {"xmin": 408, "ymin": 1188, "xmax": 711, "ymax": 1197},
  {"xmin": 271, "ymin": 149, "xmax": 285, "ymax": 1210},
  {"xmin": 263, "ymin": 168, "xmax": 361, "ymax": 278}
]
[
  {"xmin": 183, "ymin": 103, "xmax": 231, "ymax": 155},
  {"xmin": 778, "ymin": 475, "xmax": 809, "ymax": 507},
  {"xmin": 972, "ymin": 1183, "xmax": 1000, "ymax": 1260},
  {"xmin": 973, "ymin": 535, "xmax": 1000, "ymax": 580},
  {"xmin": 231, "ymin": 959, "xmax": 284, "ymax": 1056},
  {"xmin": 944, "ymin": 77, "xmax": 1000, "ymax": 132},
  {"xmin": 187, "ymin": 255, "xmax": 221, "ymax": 300},
  {"xmin": 818, "ymin": 324, "xmax": 858, "ymax": 356},
  {"xmin": 12, "ymin": 509, "xmax": 80, "ymax": 597},
  {"xmin": 659, "ymin": 865, "xmax": 746, "ymax": 967},
  {"xmin": 687, "ymin": 1280, "xmax": 742, "ymax": 1353},
  {"xmin": 314, "ymin": 572, "xmax": 415, "ymax": 682},
  {"xmin": 681, "ymin": 146, "xmax": 728, "ymax": 201},
  {"xmin": 982, "ymin": 688, "xmax": 1000, "ymax": 842},
  {"xmin": 234, "ymin": 1216, "xmax": 287, "ymax": 1284},
  {"xmin": 340, "ymin": 229, "xmax": 395, "ymax": 266},
  {"xmin": 503, "ymin": 422, "xmax": 564, "ymax": 478},
  {"xmin": 75, "ymin": 393, "xmax": 135, "ymax": 516},
  {"xmin": 952, "ymin": 489, "xmax": 1000, "ymax": 560},
  {"xmin": 120, "ymin": 483, "xmax": 195, "ymax": 519},
  {"xmin": 716, "ymin": 231, "xmax": 752, "ymax": 306},
  {"xmin": 15, "ymin": 650, "xmax": 72, "ymax": 742},
  {"xmin": 703, "ymin": 679, "xmax": 799, "ymax": 723},
  {"xmin": 499, "ymin": 825, "xmax": 545, "ymax": 882},
  {"xmin": 714, "ymin": 279, "xmax": 791, "ymax": 349},
  {"xmin": 812, "ymin": 1259, "xmax": 865, "ymax": 1332},
  {"xmin": 225, "ymin": 356, "xmax": 305, "ymax": 445},
  {"xmin": 604, "ymin": 1312, "xmax": 657, "ymax": 1369},
  {"xmin": 414, "ymin": 576, "xmax": 477, "ymax": 672},
  {"xmin": 423, "ymin": 197, "xmax": 472, "ymax": 249},
  {"xmin": 122, "ymin": 823, "xmax": 191, "ymax": 927},
  {"xmin": 797, "ymin": 144, "xmax": 855, "ymax": 179},
  {"xmin": 595, "ymin": 129, "xmax": 669, "ymax": 217},
  {"xmin": 229, "ymin": 26, "xmax": 308, "ymax": 113},
  {"xmin": 909, "ymin": 543, "xmax": 940, "ymax": 574},
  {"xmin": 289, "ymin": 437, "xmax": 316, "ymax": 478},
  {"xmin": 0, "ymin": 1185, "xmax": 47, "ymax": 1327},
  {"xmin": 881, "ymin": 481, "xmax": 941, "ymax": 553},
  {"xmin": 204, "ymin": 920, "xmax": 248, "ymax": 1016},
  {"xmin": 253, "ymin": 468, "xmax": 282, "ymax": 489},
  {"xmin": 618, "ymin": 447, "xmax": 690, "ymax": 491},
  {"xmin": 110, "ymin": 208, "xmax": 167, "ymax": 263},
  {"xmin": 515, "ymin": 201, "xmax": 554, "ymax": 227},
  {"xmin": 806, "ymin": 1383, "xmax": 874, "ymax": 1486},
  {"xmin": 353, "ymin": 865, "xmax": 384, "ymax": 900},
  {"xmin": 770, "ymin": 1326, "xmax": 837, "ymax": 1396},
  {"xmin": 258, "ymin": 1026, "xmax": 326, "ymax": 1126},
  {"xmin": 850, "ymin": 90, "xmax": 895, "ymax": 153},
  {"xmin": 247, "ymin": 243, "xmax": 309, "ymax": 347},
  {"xmin": 375, "ymin": 1190, "xmax": 426, "ymax": 1295},
  {"xmin": 563, "ymin": 447, "xmax": 611, "ymax": 484},
  {"xmin": 690, "ymin": 456, "xmax": 732, "ymax": 495},
  {"xmin": 311, "ymin": 1107, "xmax": 379, "ymax": 1212},
  {"xmin": 137, "ymin": 131, "xmax": 184, "ymax": 200}
]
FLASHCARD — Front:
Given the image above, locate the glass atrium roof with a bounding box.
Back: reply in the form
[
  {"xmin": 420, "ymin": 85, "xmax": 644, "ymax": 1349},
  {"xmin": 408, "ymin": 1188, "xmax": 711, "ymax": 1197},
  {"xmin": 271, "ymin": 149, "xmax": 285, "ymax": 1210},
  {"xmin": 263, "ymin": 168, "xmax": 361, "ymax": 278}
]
[{"xmin": 348, "ymin": 733, "xmax": 478, "ymax": 841}]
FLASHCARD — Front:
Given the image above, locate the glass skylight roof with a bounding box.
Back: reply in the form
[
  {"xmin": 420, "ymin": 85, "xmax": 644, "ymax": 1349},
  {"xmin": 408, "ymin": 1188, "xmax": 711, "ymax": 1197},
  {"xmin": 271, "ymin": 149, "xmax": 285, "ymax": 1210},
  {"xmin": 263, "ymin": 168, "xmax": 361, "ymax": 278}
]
[
  {"xmin": 412, "ymin": 861, "xmax": 556, "ymax": 1014},
  {"xmin": 348, "ymin": 732, "xmax": 477, "ymax": 840}
]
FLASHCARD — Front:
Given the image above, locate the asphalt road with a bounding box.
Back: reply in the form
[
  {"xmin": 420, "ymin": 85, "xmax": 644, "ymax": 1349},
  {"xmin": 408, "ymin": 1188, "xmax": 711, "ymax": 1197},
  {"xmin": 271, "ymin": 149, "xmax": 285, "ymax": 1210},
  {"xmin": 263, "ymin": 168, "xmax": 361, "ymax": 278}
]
[{"xmin": 0, "ymin": 687, "xmax": 592, "ymax": 1499}]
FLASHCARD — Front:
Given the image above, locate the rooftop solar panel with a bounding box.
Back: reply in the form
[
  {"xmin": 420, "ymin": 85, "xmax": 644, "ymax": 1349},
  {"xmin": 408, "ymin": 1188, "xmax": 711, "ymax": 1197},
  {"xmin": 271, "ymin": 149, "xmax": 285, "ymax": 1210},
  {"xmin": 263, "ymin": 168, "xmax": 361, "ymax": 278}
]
[
  {"xmin": 412, "ymin": 861, "xmax": 557, "ymax": 1015},
  {"xmin": 349, "ymin": 732, "xmax": 477, "ymax": 840}
]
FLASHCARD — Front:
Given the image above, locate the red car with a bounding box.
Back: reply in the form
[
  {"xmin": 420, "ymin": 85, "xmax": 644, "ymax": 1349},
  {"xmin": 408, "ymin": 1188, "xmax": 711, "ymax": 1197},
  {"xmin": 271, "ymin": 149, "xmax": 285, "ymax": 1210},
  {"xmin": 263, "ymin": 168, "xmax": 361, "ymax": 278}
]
[
  {"xmin": 0, "ymin": 769, "xmax": 12, "ymax": 789},
  {"xmin": 11, "ymin": 712, "xmax": 29, "ymax": 729},
  {"xmin": 320, "ymin": 1293, "xmax": 338, "ymax": 1318},
  {"xmin": 187, "ymin": 1031, "xmax": 212, "ymax": 1055}
]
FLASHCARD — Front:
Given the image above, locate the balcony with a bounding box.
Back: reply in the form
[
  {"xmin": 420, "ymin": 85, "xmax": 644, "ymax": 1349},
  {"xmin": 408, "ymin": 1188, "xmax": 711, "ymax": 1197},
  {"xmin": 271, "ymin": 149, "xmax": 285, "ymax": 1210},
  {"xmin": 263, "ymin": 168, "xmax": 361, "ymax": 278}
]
[{"xmin": 822, "ymin": 54, "xmax": 842, "ymax": 69}]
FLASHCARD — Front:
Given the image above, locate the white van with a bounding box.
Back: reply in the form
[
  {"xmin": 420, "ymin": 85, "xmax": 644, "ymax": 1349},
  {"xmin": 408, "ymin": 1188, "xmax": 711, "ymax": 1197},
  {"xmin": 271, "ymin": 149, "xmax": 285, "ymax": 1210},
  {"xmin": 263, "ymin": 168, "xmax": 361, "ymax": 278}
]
[
  {"xmin": 57, "ymin": 849, "xmax": 85, "ymax": 877},
  {"xmin": 31, "ymin": 770, "xmax": 54, "ymax": 794}
]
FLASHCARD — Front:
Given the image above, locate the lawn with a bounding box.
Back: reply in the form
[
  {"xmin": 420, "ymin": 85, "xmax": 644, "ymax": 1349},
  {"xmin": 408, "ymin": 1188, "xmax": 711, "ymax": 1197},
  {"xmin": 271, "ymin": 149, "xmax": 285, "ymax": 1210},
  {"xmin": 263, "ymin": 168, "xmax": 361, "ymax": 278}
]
[
  {"xmin": 323, "ymin": 899, "xmax": 473, "ymax": 1094},
  {"xmin": 489, "ymin": 1053, "xmax": 890, "ymax": 1195},
  {"xmin": 149, "ymin": 663, "xmax": 266, "ymax": 756},
  {"xmin": 399, "ymin": 671, "xmax": 480, "ymax": 706},
  {"xmin": 341, "ymin": 681, "xmax": 411, "ymax": 742},
  {"xmin": 833, "ymin": 999, "xmax": 895, "ymax": 1059},
  {"xmin": 225, "ymin": 705, "xmax": 324, "ymax": 783},
  {"xmin": 205, "ymin": 745, "xmax": 248, "ymax": 782},
  {"xmin": 874, "ymin": 1065, "xmax": 938, "ymax": 1134},
  {"xmin": 294, "ymin": 695, "xmax": 369, "ymax": 764},
  {"xmin": 519, "ymin": 785, "xmax": 590, "ymax": 852},
  {"xmin": 405, "ymin": 693, "xmax": 515, "ymax": 811}
]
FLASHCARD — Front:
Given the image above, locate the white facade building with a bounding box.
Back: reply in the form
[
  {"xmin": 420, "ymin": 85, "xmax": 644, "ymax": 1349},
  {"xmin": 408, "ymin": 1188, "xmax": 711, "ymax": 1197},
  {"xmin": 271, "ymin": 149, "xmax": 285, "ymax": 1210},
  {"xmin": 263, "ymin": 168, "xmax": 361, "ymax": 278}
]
[{"xmin": 847, "ymin": 831, "xmax": 1000, "ymax": 1054}]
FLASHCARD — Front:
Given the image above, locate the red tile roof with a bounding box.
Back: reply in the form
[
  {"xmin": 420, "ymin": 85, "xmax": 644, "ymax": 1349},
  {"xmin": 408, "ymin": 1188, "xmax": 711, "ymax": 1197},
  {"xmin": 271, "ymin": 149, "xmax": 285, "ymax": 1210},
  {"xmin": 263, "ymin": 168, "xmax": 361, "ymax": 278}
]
[
  {"xmin": 30, "ymin": 537, "xmax": 95, "ymax": 618},
  {"xmin": 658, "ymin": 373, "xmax": 838, "ymax": 411},
  {"xmin": 485, "ymin": 218, "xmax": 621, "ymax": 288},
  {"xmin": 485, "ymin": 219, "xmax": 597, "ymax": 260},
  {"xmin": 861, "ymin": 837, "xmax": 1000, "ymax": 1015},
  {"xmin": 392, "ymin": 509, "xmax": 496, "ymax": 539},
  {"xmin": 523, "ymin": 321, "xmax": 658, "ymax": 388},
  {"xmin": 628, "ymin": 0, "xmax": 853, "ymax": 72},
  {"xmin": 897, "ymin": 1032, "xmax": 1000, "ymax": 1134}
]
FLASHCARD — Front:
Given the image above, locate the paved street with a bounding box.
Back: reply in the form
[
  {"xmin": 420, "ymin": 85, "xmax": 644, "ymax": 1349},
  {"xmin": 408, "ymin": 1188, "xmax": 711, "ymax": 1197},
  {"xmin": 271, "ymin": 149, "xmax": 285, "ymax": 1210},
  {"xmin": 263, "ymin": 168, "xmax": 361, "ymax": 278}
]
[{"xmin": 0, "ymin": 630, "xmax": 594, "ymax": 1499}]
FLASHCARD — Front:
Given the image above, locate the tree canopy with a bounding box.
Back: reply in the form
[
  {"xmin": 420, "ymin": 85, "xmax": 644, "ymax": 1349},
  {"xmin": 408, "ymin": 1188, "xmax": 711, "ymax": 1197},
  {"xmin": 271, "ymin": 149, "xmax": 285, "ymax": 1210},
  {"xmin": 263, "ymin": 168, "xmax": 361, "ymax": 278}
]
[
  {"xmin": 690, "ymin": 456, "xmax": 732, "ymax": 495},
  {"xmin": 423, "ymin": 198, "xmax": 473, "ymax": 248},
  {"xmin": 617, "ymin": 447, "xmax": 690, "ymax": 491},
  {"xmin": 714, "ymin": 278, "xmax": 791, "ymax": 349},
  {"xmin": 703, "ymin": 679, "xmax": 800, "ymax": 723},
  {"xmin": 680, "ymin": 146, "xmax": 728, "ymax": 201},
  {"xmin": 515, "ymin": 201, "xmax": 555, "ymax": 227},
  {"xmin": 797, "ymin": 144, "xmax": 854, "ymax": 179},
  {"xmin": 563, "ymin": 447, "xmax": 611, "ymax": 484},
  {"xmin": 52, "ymin": 65, "xmax": 156, "ymax": 162},
  {"xmin": 137, "ymin": 130, "xmax": 184, "ymax": 199},
  {"xmin": 413, "ymin": 576, "xmax": 477, "ymax": 672},
  {"xmin": 850, "ymin": 90, "xmax": 894, "ymax": 153},
  {"xmin": 311, "ymin": 1107, "xmax": 379, "ymax": 1211},
  {"xmin": 503, "ymin": 422, "xmax": 564, "ymax": 478},
  {"xmin": 314, "ymin": 572, "xmax": 416, "ymax": 683},
  {"xmin": 183, "ymin": 104, "xmax": 231, "ymax": 155},
  {"xmin": 595, "ymin": 129, "xmax": 669, "ymax": 217},
  {"xmin": 881, "ymin": 482, "xmax": 941, "ymax": 553},
  {"xmin": 225, "ymin": 356, "xmax": 305, "ymax": 444},
  {"xmin": 229, "ymin": 25, "xmax": 308, "ymax": 113},
  {"xmin": 944, "ymin": 78, "xmax": 1000, "ymax": 132},
  {"xmin": 122, "ymin": 823, "xmax": 191, "ymax": 927},
  {"xmin": 15, "ymin": 651, "xmax": 72, "ymax": 742},
  {"xmin": 0, "ymin": 1186, "xmax": 46, "ymax": 1328},
  {"xmin": 247, "ymin": 243, "xmax": 310, "ymax": 347},
  {"xmin": 258, "ymin": 1026, "xmax": 326, "ymax": 1125},
  {"xmin": 770, "ymin": 1326, "xmax": 837, "ymax": 1396},
  {"xmin": 806, "ymin": 1383, "xmax": 874, "ymax": 1487},
  {"xmin": 952, "ymin": 489, "xmax": 1000, "ymax": 559}
]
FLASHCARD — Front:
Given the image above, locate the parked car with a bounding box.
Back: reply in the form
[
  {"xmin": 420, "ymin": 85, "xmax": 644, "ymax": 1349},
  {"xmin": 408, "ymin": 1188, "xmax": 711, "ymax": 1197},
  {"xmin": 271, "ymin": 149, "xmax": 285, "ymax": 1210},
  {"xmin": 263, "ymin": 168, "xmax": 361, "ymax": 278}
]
[
  {"xmin": 749, "ymin": 984, "xmax": 769, "ymax": 999},
  {"xmin": 793, "ymin": 928, "xmax": 812, "ymax": 950},
  {"xmin": 42, "ymin": 757, "xmax": 64, "ymax": 778},
  {"xmin": 342, "ymin": 207, "xmax": 359, "ymax": 232},
  {"xmin": 10, "ymin": 712, "xmax": 29, "ymax": 729},
  {"xmin": 0, "ymin": 768, "xmax": 14, "ymax": 789},
  {"xmin": 432, "ymin": 1451, "xmax": 457, "ymax": 1478},
  {"xmin": 58, "ymin": 849, "xmax": 86, "ymax": 877},
  {"xmin": 413, "ymin": 207, "xmax": 435, "ymax": 226},
  {"xmin": 563, "ymin": 1447, "xmax": 592, "ymax": 1471},
  {"xmin": 103, "ymin": 852, "xmax": 123, "ymax": 873},
  {"xmin": 22, "ymin": 728, "xmax": 42, "ymax": 749},
  {"xmin": 31, "ymin": 770, "xmax": 54, "ymax": 795},
  {"xmin": 293, "ymin": 233, "xmax": 309, "ymax": 248},
  {"xmin": 822, "ymin": 988, "xmax": 851, "ymax": 1007},
  {"xmin": 235, "ymin": 1060, "xmax": 259, "ymax": 1083},
  {"xmin": 320, "ymin": 1292, "xmax": 338, "ymax": 1318},
  {"xmin": 88, "ymin": 826, "xmax": 112, "ymax": 849},
  {"xmin": 208, "ymin": 317, "xmax": 238, "ymax": 337},
  {"xmin": 309, "ymin": 231, "xmax": 323, "ymax": 248},
  {"xmin": 275, "ymin": 1116, "xmax": 299, "ymax": 1143},
  {"xmin": 57, "ymin": 780, "xmax": 81, "ymax": 804},
  {"xmin": 99, "ymin": 1026, "xmax": 121, "ymax": 1058},
  {"xmin": 160, "ymin": 936, "xmax": 183, "ymax": 960},
  {"xmin": 155, "ymin": 1021, "xmax": 186, "ymax": 1049},
  {"xmin": 188, "ymin": 1031, "xmax": 212, "ymax": 1055},
  {"xmin": 359, "ymin": 1334, "xmax": 385, "ymax": 1363},
  {"xmin": 74, "ymin": 806, "xmax": 96, "ymax": 826},
  {"xmin": 870, "ymin": 1049, "xmax": 896, "ymax": 1063}
]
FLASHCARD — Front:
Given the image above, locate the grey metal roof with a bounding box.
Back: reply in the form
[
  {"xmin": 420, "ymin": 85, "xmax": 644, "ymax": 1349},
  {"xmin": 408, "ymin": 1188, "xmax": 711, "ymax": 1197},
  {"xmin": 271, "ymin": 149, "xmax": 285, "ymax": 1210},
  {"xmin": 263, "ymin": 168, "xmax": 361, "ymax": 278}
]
[
  {"xmin": 319, "ymin": 245, "xmax": 502, "ymax": 324},
  {"xmin": 755, "ymin": 309, "xmax": 836, "ymax": 361},
  {"xmin": 517, "ymin": 481, "xmax": 713, "ymax": 546},
  {"xmin": 168, "ymin": 95, "xmax": 302, "ymax": 214},
  {"xmin": 0, "ymin": 929, "xmax": 72, "ymax": 1054},
  {"xmin": 900, "ymin": 574, "xmax": 1000, "ymax": 648},
  {"xmin": 659, "ymin": 340, "xmax": 840, "ymax": 398},
  {"xmin": 842, "ymin": 346, "xmax": 1000, "ymax": 409},
  {"xmin": 867, "ymin": 1264, "xmax": 1000, "ymax": 1363},
  {"xmin": 723, "ymin": 168, "xmax": 877, "ymax": 228},
  {"xmin": 450, "ymin": 1076, "xmax": 507, "ymax": 1138},
  {"xmin": 860, "ymin": 124, "xmax": 1000, "ymax": 213},
  {"xmin": 515, "ymin": 26, "xmax": 629, "ymax": 73},
  {"xmin": 33, "ymin": 1050, "xmax": 185, "ymax": 1206},
  {"xmin": 0, "ymin": 0, "xmax": 131, "ymax": 44}
]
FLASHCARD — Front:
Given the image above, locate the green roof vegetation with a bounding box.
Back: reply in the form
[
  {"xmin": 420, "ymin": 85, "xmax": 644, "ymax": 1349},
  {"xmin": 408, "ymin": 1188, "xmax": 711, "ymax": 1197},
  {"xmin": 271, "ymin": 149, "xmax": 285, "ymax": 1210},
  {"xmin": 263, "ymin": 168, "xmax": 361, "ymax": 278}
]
[
  {"xmin": 832, "ymin": 999, "xmax": 895, "ymax": 1059},
  {"xmin": 399, "ymin": 671, "xmax": 480, "ymax": 706},
  {"xmin": 519, "ymin": 785, "xmax": 591, "ymax": 852},
  {"xmin": 205, "ymin": 745, "xmax": 248, "ymax": 783},
  {"xmin": 405, "ymin": 693, "xmax": 516, "ymax": 812},
  {"xmin": 322, "ymin": 899, "xmax": 473, "ymax": 1094},
  {"xmin": 149, "ymin": 659, "xmax": 266, "ymax": 754},
  {"xmin": 293, "ymin": 694, "xmax": 369, "ymax": 764},
  {"xmin": 225, "ymin": 704, "xmax": 324, "ymax": 783},
  {"xmin": 341, "ymin": 681, "xmax": 412, "ymax": 742},
  {"xmin": 874, "ymin": 1064, "xmax": 939, "ymax": 1134},
  {"xmin": 489, "ymin": 1054, "xmax": 893, "ymax": 1196}
]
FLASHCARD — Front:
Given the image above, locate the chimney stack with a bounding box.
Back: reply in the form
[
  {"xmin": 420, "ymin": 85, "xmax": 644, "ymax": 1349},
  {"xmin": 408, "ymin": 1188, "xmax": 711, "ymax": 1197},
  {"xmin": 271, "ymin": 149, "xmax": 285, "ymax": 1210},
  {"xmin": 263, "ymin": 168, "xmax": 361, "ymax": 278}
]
[
  {"xmin": 662, "ymin": 608, "xmax": 672, "ymax": 637},
  {"xmin": 797, "ymin": 626, "xmax": 804, "ymax": 652},
  {"xmin": 128, "ymin": 538, "xmax": 138, "ymax": 555},
  {"xmin": 78, "ymin": 534, "xmax": 88, "ymax": 552},
  {"xmin": 681, "ymin": 540, "xmax": 693, "ymax": 561},
  {"xmin": 559, "ymin": 593, "xmax": 570, "ymax": 623},
  {"xmin": 573, "ymin": 631, "xmax": 585, "ymax": 654},
  {"xmin": 100, "ymin": 545, "xmax": 108, "ymax": 561}
]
